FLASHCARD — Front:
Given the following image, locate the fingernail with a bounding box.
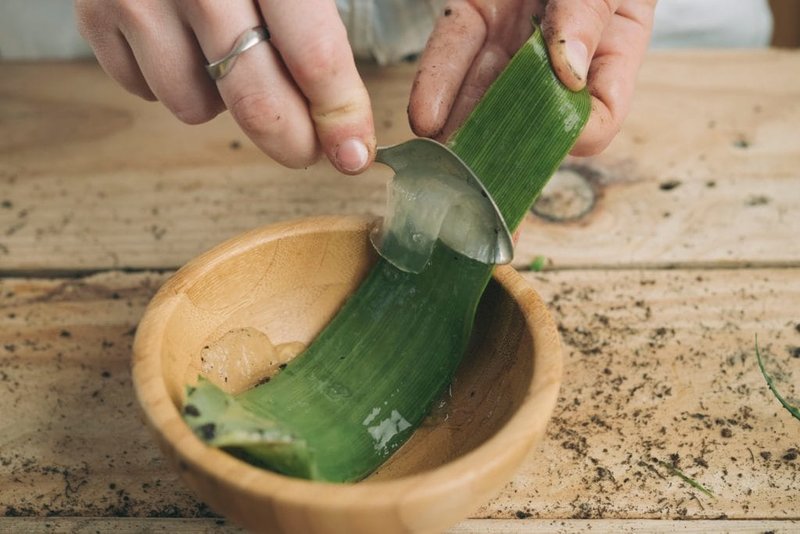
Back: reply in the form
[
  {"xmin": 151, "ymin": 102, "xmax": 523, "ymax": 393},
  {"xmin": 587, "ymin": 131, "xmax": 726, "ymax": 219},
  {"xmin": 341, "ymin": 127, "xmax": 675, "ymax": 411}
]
[
  {"xmin": 564, "ymin": 40, "xmax": 589, "ymax": 82},
  {"xmin": 336, "ymin": 138, "xmax": 369, "ymax": 173}
]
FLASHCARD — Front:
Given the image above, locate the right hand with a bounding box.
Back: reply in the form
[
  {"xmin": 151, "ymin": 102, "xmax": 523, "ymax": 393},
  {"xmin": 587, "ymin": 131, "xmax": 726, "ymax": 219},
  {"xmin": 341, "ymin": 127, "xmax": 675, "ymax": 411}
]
[
  {"xmin": 408, "ymin": 0, "xmax": 657, "ymax": 156},
  {"xmin": 75, "ymin": 0, "xmax": 376, "ymax": 174}
]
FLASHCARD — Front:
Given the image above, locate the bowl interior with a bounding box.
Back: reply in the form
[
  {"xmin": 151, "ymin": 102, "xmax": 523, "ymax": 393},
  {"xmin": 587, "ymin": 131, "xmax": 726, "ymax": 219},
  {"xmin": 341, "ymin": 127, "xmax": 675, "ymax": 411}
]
[{"xmin": 156, "ymin": 219, "xmax": 534, "ymax": 480}]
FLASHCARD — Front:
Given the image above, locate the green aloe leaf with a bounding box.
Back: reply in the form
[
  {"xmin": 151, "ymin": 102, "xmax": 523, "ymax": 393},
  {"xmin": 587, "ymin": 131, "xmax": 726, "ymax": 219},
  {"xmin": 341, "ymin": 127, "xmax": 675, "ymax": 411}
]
[{"xmin": 184, "ymin": 26, "xmax": 590, "ymax": 482}]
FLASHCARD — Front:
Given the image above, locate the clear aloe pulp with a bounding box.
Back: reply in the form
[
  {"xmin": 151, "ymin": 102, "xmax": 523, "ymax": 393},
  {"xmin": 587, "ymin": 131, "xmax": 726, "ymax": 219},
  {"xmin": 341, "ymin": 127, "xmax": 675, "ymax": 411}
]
[{"xmin": 184, "ymin": 27, "xmax": 591, "ymax": 482}]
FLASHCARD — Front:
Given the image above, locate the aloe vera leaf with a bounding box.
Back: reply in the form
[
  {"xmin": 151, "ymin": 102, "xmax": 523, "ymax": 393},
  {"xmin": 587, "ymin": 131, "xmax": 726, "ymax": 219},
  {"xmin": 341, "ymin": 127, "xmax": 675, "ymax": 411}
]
[
  {"xmin": 184, "ymin": 26, "xmax": 590, "ymax": 482},
  {"xmin": 448, "ymin": 30, "xmax": 590, "ymax": 230}
]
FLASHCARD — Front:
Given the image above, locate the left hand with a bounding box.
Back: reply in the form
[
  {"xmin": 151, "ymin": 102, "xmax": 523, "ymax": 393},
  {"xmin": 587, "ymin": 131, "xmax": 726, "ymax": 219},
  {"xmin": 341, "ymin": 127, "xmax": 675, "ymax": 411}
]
[
  {"xmin": 75, "ymin": 0, "xmax": 376, "ymax": 174},
  {"xmin": 408, "ymin": 0, "xmax": 658, "ymax": 156}
]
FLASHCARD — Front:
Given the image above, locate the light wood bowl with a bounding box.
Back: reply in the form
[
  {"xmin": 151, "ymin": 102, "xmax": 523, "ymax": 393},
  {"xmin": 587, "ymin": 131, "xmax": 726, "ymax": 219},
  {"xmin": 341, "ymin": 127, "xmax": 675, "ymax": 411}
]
[{"xmin": 132, "ymin": 216, "xmax": 562, "ymax": 534}]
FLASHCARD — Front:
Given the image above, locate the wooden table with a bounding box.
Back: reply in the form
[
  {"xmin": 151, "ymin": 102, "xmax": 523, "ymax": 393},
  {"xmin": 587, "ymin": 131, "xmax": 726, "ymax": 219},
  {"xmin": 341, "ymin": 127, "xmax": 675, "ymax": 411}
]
[{"xmin": 1, "ymin": 50, "xmax": 798, "ymax": 533}]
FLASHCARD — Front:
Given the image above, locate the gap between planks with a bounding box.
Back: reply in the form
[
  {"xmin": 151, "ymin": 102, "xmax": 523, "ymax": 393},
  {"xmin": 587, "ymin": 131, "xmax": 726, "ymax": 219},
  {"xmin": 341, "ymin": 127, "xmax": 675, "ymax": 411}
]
[
  {"xmin": 3, "ymin": 259, "xmax": 800, "ymax": 279},
  {"xmin": 0, "ymin": 518, "xmax": 796, "ymax": 533}
]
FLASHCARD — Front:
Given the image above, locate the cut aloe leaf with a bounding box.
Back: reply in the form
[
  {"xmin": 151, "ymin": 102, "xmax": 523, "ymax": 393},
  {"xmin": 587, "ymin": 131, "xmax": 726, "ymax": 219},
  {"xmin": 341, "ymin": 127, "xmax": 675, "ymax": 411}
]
[
  {"xmin": 183, "ymin": 26, "xmax": 590, "ymax": 482},
  {"xmin": 208, "ymin": 245, "xmax": 490, "ymax": 482},
  {"xmin": 184, "ymin": 377, "xmax": 317, "ymax": 478}
]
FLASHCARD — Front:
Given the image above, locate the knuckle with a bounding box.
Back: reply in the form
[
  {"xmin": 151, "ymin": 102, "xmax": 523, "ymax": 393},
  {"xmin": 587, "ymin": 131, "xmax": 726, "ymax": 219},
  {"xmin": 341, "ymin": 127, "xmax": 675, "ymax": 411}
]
[
  {"xmin": 310, "ymin": 95, "xmax": 369, "ymax": 125},
  {"xmin": 291, "ymin": 33, "xmax": 348, "ymax": 86},
  {"xmin": 75, "ymin": 0, "xmax": 107, "ymax": 39},
  {"xmin": 113, "ymin": 0, "xmax": 153, "ymax": 32},
  {"xmin": 586, "ymin": 0, "xmax": 616, "ymax": 27},
  {"xmin": 159, "ymin": 87, "xmax": 222, "ymax": 124},
  {"xmin": 546, "ymin": 0, "xmax": 616, "ymax": 35},
  {"xmin": 114, "ymin": 72, "xmax": 154, "ymax": 100},
  {"xmin": 229, "ymin": 91, "xmax": 286, "ymax": 139},
  {"xmin": 171, "ymin": 103, "xmax": 218, "ymax": 125},
  {"xmin": 92, "ymin": 53, "xmax": 154, "ymax": 101},
  {"xmin": 74, "ymin": 0, "xmax": 92, "ymax": 30},
  {"xmin": 228, "ymin": 92, "xmax": 320, "ymax": 168},
  {"xmin": 183, "ymin": 0, "xmax": 221, "ymax": 22}
]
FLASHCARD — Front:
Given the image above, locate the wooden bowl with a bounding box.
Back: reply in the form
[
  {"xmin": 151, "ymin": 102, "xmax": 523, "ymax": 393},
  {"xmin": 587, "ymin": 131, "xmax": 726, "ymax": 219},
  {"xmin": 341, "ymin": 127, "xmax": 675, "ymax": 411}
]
[{"xmin": 132, "ymin": 216, "xmax": 562, "ymax": 534}]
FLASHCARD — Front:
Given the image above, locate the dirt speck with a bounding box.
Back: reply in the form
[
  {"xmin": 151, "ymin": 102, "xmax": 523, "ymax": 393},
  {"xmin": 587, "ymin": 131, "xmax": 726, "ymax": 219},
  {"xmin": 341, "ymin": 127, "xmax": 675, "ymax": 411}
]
[
  {"xmin": 199, "ymin": 423, "xmax": 216, "ymax": 441},
  {"xmin": 659, "ymin": 180, "xmax": 681, "ymax": 191},
  {"xmin": 733, "ymin": 137, "xmax": 751, "ymax": 149},
  {"xmin": 746, "ymin": 195, "xmax": 770, "ymax": 207}
]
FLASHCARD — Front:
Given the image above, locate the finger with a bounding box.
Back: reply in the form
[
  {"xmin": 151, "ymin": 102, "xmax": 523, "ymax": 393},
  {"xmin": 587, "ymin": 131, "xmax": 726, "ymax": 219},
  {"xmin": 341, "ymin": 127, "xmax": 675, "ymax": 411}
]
[
  {"xmin": 117, "ymin": 2, "xmax": 224, "ymax": 124},
  {"xmin": 542, "ymin": 0, "xmax": 623, "ymax": 91},
  {"xmin": 437, "ymin": 43, "xmax": 514, "ymax": 141},
  {"xmin": 258, "ymin": 0, "xmax": 375, "ymax": 175},
  {"xmin": 408, "ymin": 1, "xmax": 486, "ymax": 139},
  {"xmin": 427, "ymin": 0, "xmax": 540, "ymax": 141},
  {"xmin": 75, "ymin": 1, "xmax": 155, "ymax": 100},
  {"xmin": 570, "ymin": 0, "xmax": 656, "ymax": 155},
  {"xmin": 179, "ymin": 0, "xmax": 320, "ymax": 168}
]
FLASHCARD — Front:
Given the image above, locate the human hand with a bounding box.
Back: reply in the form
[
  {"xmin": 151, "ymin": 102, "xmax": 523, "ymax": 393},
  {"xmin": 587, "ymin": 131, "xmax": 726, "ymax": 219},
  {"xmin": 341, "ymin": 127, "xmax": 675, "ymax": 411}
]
[
  {"xmin": 408, "ymin": 0, "xmax": 657, "ymax": 156},
  {"xmin": 75, "ymin": 1, "xmax": 375, "ymax": 174}
]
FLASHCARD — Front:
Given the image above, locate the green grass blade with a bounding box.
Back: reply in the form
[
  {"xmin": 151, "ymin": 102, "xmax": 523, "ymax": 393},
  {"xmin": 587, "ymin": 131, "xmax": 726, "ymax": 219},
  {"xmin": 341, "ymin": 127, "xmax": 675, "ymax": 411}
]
[
  {"xmin": 755, "ymin": 335, "xmax": 800, "ymax": 421},
  {"xmin": 656, "ymin": 460, "xmax": 715, "ymax": 498}
]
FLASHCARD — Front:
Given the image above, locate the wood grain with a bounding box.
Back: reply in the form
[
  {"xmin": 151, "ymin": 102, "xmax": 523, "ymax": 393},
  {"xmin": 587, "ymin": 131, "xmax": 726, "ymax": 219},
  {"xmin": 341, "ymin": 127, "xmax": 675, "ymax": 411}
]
[
  {"xmin": 0, "ymin": 518, "xmax": 798, "ymax": 533},
  {"xmin": 488, "ymin": 269, "xmax": 799, "ymax": 520},
  {"xmin": 2, "ymin": 269, "xmax": 797, "ymax": 521},
  {"xmin": 0, "ymin": 272, "xmax": 206, "ymax": 518},
  {"xmin": 519, "ymin": 50, "xmax": 800, "ymax": 270},
  {"xmin": 450, "ymin": 519, "xmax": 800, "ymax": 533},
  {"xmin": 2, "ymin": 52, "xmax": 799, "ymax": 272}
]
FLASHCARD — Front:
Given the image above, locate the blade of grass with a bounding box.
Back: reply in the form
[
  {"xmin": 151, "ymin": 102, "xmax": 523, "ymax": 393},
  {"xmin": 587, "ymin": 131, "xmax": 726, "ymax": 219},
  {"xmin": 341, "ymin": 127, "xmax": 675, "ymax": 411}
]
[
  {"xmin": 755, "ymin": 335, "xmax": 800, "ymax": 421},
  {"xmin": 656, "ymin": 460, "xmax": 715, "ymax": 499}
]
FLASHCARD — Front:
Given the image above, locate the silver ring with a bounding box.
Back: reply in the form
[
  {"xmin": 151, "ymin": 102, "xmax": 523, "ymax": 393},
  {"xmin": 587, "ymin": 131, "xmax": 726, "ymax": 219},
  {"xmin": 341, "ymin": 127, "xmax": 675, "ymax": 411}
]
[{"xmin": 205, "ymin": 26, "xmax": 270, "ymax": 81}]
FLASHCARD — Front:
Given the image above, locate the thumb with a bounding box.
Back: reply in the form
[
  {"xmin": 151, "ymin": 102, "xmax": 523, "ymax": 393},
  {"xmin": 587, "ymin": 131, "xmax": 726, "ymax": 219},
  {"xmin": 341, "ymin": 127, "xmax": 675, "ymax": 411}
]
[{"xmin": 542, "ymin": 0, "xmax": 622, "ymax": 91}]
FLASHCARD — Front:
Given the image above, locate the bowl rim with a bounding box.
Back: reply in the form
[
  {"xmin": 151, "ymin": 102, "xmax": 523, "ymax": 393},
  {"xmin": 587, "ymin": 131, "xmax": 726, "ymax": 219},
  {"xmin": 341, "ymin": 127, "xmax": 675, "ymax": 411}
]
[{"xmin": 132, "ymin": 215, "xmax": 562, "ymax": 512}]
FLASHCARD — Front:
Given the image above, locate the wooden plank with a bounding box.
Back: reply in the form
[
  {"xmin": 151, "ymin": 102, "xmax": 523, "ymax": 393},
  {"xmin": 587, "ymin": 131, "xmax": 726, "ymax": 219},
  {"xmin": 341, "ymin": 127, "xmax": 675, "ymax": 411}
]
[
  {"xmin": 2, "ymin": 52, "xmax": 800, "ymax": 272},
  {"xmin": 0, "ymin": 272, "xmax": 209, "ymax": 517},
  {"xmin": 0, "ymin": 517, "xmax": 242, "ymax": 533},
  {"xmin": 518, "ymin": 50, "xmax": 800, "ymax": 269},
  {"xmin": 0, "ymin": 518, "xmax": 797, "ymax": 534},
  {"xmin": 0, "ymin": 61, "xmax": 406, "ymax": 273},
  {"xmin": 485, "ymin": 269, "xmax": 800, "ymax": 520},
  {"xmin": 450, "ymin": 519, "xmax": 800, "ymax": 532},
  {"xmin": 1, "ymin": 269, "xmax": 797, "ymax": 520}
]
